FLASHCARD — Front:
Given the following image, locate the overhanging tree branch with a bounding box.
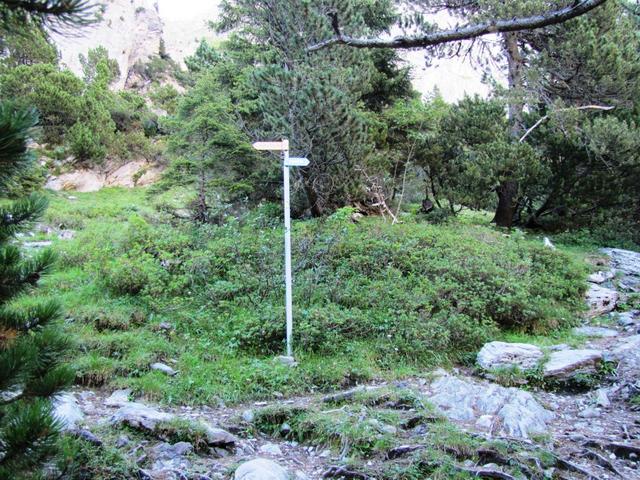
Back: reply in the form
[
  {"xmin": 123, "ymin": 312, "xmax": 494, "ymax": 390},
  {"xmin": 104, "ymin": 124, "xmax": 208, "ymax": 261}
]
[
  {"xmin": 308, "ymin": 0, "xmax": 608, "ymax": 51},
  {"xmin": 519, "ymin": 105, "xmax": 615, "ymax": 143}
]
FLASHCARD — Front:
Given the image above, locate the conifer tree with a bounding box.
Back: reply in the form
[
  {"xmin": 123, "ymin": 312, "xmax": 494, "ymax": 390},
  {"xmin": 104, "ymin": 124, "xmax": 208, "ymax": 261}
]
[
  {"xmin": 0, "ymin": 1, "xmax": 96, "ymax": 477},
  {"xmin": 0, "ymin": 103, "xmax": 75, "ymax": 479}
]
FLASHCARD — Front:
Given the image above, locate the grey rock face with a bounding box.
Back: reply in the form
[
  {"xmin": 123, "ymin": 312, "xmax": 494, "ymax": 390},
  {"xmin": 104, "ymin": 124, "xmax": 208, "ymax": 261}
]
[
  {"xmin": 235, "ymin": 458, "xmax": 290, "ymax": 480},
  {"xmin": 585, "ymin": 284, "xmax": 619, "ymax": 318},
  {"xmin": 427, "ymin": 375, "xmax": 554, "ymax": 439},
  {"xmin": 572, "ymin": 326, "xmax": 619, "ymax": 338},
  {"xmin": 601, "ymin": 248, "xmax": 640, "ymax": 292},
  {"xmin": 476, "ymin": 342, "xmax": 543, "ymax": 371},
  {"xmin": 543, "ymin": 349, "xmax": 603, "ymax": 379},
  {"xmin": 151, "ymin": 362, "xmax": 178, "ymax": 376},
  {"xmin": 53, "ymin": 393, "xmax": 84, "ymax": 430}
]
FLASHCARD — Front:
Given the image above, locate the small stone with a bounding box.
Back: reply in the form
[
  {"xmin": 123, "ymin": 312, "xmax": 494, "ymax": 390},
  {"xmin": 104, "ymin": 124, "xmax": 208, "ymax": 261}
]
[
  {"xmin": 595, "ymin": 389, "xmax": 611, "ymax": 408},
  {"xmin": 58, "ymin": 230, "xmax": 76, "ymax": 240},
  {"xmin": 73, "ymin": 429, "xmax": 102, "ymax": 446},
  {"xmin": 158, "ymin": 322, "xmax": 173, "ymax": 331},
  {"xmin": 150, "ymin": 362, "xmax": 177, "ymax": 376},
  {"xmin": 116, "ymin": 434, "xmax": 130, "ymax": 448},
  {"xmin": 23, "ymin": 240, "xmax": 53, "ymax": 248},
  {"xmin": 259, "ymin": 443, "xmax": 283, "ymax": 456},
  {"xmin": 280, "ymin": 423, "xmax": 292, "ymax": 435},
  {"xmin": 241, "ymin": 409, "xmax": 255, "ymax": 423},
  {"xmin": 578, "ymin": 407, "xmax": 601, "ymax": 418}
]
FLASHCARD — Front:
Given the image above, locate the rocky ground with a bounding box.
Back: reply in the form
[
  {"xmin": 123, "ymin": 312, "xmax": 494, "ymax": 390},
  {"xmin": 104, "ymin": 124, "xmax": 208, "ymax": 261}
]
[{"xmin": 52, "ymin": 247, "xmax": 640, "ymax": 480}]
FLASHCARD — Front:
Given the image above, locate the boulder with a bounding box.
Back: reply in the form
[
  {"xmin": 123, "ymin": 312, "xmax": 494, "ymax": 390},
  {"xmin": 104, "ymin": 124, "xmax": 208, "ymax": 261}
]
[
  {"xmin": 105, "ymin": 388, "xmax": 132, "ymax": 407},
  {"xmin": 259, "ymin": 443, "xmax": 283, "ymax": 456},
  {"xmin": 427, "ymin": 375, "xmax": 554, "ymax": 439},
  {"xmin": 572, "ymin": 326, "xmax": 619, "ymax": 338},
  {"xmin": 53, "ymin": 393, "xmax": 84, "ymax": 431},
  {"xmin": 45, "ymin": 170, "xmax": 104, "ymax": 192},
  {"xmin": 616, "ymin": 310, "xmax": 639, "ymax": 327},
  {"xmin": 203, "ymin": 423, "xmax": 237, "ymax": 448},
  {"xmin": 601, "ymin": 248, "xmax": 640, "ymax": 292},
  {"xmin": 110, "ymin": 402, "xmax": 174, "ymax": 433},
  {"xmin": 235, "ymin": 458, "xmax": 290, "ymax": 480},
  {"xmin": 585, "ymin": 284, "xmax": 618, "ymax": 318},
  {"xmin": 543, "ymin": 349, "xmax": 603, "ymax": 379},
  {"xmin": 150, "ymin": 442, "xmax": 194, "ymax": 460},
  {"xmin": 477, "ymin": 342, "xmax": 543, "ymax": 371},
  {"xmin": 588, "ymin": 270, "xmax": 615, "ymax": 284}
]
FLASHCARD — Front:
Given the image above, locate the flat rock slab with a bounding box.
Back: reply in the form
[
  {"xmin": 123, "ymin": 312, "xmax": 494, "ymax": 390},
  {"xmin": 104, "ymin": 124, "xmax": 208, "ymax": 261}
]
[
  {"xmin": 427, "ymin": 375, "xmax": 554, "ymax": 439},
  {"xmin": 235, "ymin": 458, "xmax": 290, "ymax": 480},
  {"xmin": 110, "ymin": 402, "xmax": 174, "ymax": 432},
  {"xmin": 572, "ymin": 326, "xmax": 619, "ymax": 338},
  {"xmin": 585, "ymin": 284, "xmax": 618, "ymax": 318},
  {"xmin": 477, "ymin": 341, "xmax": 543, "ymax": 370},
  {"xmin": 543, "ymin": 349, "xmax": 603, "ymax": 379},
  {"xmin": 601, "ymin": 248, "xmax": 640, "ymax": 292}
]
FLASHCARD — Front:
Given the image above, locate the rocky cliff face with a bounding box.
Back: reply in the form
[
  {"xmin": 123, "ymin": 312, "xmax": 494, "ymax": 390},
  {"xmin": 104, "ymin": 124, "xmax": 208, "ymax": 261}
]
[
  {"xmin": 51, "ymin": 0, "xmax": 490, "ymax": 101},
  {"xmin": 52, "ymin": 0, "xmax": 171, "ymax": 90}
]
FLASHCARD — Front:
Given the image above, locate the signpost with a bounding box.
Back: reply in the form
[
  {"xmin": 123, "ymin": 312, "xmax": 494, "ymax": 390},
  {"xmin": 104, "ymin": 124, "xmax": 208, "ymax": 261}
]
[{"xmin": 252, "ymin": 139, "xmax": 309, "ymax": 360}]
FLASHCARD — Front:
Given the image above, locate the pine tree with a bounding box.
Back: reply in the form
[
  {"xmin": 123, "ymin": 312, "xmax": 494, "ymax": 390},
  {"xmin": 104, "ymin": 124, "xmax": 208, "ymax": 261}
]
[
  {"xmin": 0, "ymin": 103, "xmax": 74, "ymax": 478},
  {"xmin": 0, "ymin": 1, "xmax": 96, "ymax": 477}
]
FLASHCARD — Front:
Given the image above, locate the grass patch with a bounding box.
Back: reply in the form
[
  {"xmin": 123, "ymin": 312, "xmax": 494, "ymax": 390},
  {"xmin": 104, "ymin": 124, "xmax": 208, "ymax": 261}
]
[{"xmin": 38, "ymin": 188, "xmax": 590, "ymax": 405}]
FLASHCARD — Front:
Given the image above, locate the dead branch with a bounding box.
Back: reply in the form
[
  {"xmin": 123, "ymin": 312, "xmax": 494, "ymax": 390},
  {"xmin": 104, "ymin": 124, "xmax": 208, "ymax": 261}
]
[
  {"xmin": 518, "ymin": 105, "xmax": 615, "ymax": 143},
  {"xmin": 308, "ymin": 0, "xmax": 608, "ymax": 52}
]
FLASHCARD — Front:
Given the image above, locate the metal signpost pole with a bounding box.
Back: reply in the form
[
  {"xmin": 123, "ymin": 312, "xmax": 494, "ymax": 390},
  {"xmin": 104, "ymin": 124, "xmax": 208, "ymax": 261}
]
[
  {"xmin": 282, "ymin": 141, "xmax": 294, "ymax": 358},
  {"xmin": 252, "ymin": 139, "xmax": 309, "ymax": 363}
]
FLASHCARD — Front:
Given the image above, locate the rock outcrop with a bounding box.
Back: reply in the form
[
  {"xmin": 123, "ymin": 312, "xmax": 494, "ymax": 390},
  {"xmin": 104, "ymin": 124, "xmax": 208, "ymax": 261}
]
[
  {"xmin": 427, "ymin": 375, "xmax": 554, "ymax": 438},
  {"xmin": 51, "ymin": 0, "xmax": 164, "ymax": 90},
  {"xmin": 602, "ymin": 248, "xmax": 640, "ymax": 292}
]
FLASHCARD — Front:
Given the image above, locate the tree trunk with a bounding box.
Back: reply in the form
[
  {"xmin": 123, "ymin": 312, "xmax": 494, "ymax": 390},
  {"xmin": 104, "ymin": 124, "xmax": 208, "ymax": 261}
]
[
  {"xmin": 492, "ymin": 33, "xmax": 525, "ymax": 227},
  {"xmin": 493, "ymin": 180, "xmax": 519, "ymax": 227},
  {"xmin": 301, "ymin": 173, "xmax": 323, "ymax": 217}
]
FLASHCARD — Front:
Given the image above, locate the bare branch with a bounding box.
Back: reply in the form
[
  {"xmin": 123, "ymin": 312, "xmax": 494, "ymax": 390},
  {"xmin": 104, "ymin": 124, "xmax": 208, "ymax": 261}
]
[
  {"xmin": 308, "ymin": 0, "xmax": 608, "ymax": 51},
  {"xmin": 519, "ymin": 105, "xmax": 615, "ymax": 143}
]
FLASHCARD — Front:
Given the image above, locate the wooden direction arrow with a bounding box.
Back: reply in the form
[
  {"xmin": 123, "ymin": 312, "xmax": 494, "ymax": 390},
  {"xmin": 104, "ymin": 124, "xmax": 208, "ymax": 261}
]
[
  {"xmin": 252, "ymin": 140, "xmax": 289, "ymax": 151},
  {"xmin": 284, "ymin": 157, "xmax": 310, "ymax": 167}
]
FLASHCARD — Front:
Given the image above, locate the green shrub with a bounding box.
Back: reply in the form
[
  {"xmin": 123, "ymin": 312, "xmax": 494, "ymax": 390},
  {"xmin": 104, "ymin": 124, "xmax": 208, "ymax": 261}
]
[{"xmin": 66, "ymin": 122, "xmax": 106, "ymax": 161}]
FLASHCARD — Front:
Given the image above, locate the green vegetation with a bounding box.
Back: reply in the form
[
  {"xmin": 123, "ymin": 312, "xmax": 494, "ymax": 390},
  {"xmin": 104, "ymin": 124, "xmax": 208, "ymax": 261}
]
[{"xmin": 32, "ymin": 188, "xmax": 587, "ymax": 405}]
